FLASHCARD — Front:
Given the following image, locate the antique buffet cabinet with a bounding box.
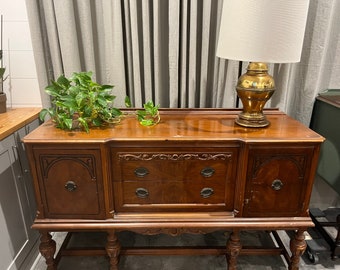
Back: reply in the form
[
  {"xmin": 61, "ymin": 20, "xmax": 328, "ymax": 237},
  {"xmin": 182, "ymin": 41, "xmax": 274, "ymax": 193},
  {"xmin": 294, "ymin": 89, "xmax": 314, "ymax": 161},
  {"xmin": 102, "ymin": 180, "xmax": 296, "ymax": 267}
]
[{"xmin": 23, "ymin": 109, "xmax": 324, "ymax": 269}]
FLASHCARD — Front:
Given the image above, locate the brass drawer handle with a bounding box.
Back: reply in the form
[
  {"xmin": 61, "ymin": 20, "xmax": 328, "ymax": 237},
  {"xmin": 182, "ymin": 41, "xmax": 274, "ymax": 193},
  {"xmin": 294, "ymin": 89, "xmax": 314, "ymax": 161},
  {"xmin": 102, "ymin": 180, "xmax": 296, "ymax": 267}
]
[
  {"xmin": 200, "ymin": 187, "xmax": 214, "ymax": 198},
  {"xmin": 271, "ymin": 179, "xmax": 284, "ymax": 191},
  {"xmin": 65, "ymin": 181, "xmax": 77, "ymax": 192},
  {"xmin": 134, "ymin": 167, "xmax": 149, "ymax": 177},
  {"xmin": 135, "ymin": 188, "xmax": 149, "ymax": 198},
  {"xmin": 200, "ymin": 167, "xmax": 215, "ymax": 177}
]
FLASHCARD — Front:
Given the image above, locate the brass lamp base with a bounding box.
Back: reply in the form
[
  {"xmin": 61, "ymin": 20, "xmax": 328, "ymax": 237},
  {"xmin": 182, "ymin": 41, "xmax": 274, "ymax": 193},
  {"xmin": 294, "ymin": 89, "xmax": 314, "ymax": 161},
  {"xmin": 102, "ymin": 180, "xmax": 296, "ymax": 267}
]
[
  {"xmin": 235, "ymin": 62, "xmax": 275, "ymax": 128},
  {"xmin": 235, "ymin": 110, "xmax": 270, "ymax": 128}
]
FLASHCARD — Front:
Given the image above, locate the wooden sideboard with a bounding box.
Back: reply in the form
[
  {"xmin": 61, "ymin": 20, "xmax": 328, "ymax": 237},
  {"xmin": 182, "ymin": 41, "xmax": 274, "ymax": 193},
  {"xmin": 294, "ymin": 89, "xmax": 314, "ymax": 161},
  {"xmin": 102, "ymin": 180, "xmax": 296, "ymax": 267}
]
[{"xmin": 23, "ymin": 109, "xmax": 324, "ymax": 270}]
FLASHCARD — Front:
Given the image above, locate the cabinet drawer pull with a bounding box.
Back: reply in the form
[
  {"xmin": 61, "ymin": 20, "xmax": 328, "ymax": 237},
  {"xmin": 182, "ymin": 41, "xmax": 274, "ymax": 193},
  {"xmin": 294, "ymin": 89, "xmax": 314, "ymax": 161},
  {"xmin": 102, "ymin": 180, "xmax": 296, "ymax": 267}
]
[
  {"xmin": 200, "ymin": 187, "xmax": 214, "ymax": 198},
  {"xmin": 271, "ymin": 179, "xmax": 284, "ymax": 191},
  {"xmin": 134, "ymin": 167, "xmax": 149, "ymax": 177},
  {"xmin": 65, "ymin": 181, "xmax": 77, "ymax": 192},
  {"xmin": 135, "ymin": 188, "xmax": 149, "ymax": 198},
  {"xmin": 200, "ymin": 167, "xmax": 215, "ymax": 177}
]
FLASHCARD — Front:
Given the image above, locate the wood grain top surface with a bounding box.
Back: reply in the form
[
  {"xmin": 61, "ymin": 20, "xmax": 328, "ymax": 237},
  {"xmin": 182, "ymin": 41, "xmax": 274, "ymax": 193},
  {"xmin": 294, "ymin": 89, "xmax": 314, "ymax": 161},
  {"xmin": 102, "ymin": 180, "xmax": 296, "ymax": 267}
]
[{"xmin": 22, "ymin": 109, "xmax": 324, "ymax": 144}]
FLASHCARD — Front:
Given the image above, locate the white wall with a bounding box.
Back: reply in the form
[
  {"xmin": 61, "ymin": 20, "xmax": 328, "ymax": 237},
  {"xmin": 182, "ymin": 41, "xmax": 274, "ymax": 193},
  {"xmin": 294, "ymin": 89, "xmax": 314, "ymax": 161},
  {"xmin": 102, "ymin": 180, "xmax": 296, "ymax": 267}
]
[{"xmin": 0, "ymin": 0, "xmax": 41, "ymax": 108}]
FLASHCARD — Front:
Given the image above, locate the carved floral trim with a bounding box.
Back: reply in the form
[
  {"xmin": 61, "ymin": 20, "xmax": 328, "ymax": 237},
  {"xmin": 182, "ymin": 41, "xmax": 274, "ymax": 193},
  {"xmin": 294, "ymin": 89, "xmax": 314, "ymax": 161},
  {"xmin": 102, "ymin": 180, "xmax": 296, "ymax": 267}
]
[{"xmin": 118, "ymin": 153, "xmax": 232, "ymax": 161}]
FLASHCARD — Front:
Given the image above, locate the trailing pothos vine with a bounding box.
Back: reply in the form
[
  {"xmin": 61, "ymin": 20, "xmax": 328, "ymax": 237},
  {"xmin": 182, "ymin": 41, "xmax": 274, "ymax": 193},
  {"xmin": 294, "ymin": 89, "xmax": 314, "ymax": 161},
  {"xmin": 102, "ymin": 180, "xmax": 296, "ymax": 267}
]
[
  {"xmin": 125, "ymin": 97, "xmax": 160, "ymax": 127},
  {"xmin": 39, "ymin": 72, "xmax": 160, "ymax": 132}
]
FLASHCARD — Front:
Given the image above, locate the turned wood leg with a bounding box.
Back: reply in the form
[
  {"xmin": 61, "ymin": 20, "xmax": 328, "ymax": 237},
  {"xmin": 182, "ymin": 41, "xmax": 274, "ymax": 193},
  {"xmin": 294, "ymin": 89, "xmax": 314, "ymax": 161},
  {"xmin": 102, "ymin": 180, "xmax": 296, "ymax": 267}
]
[
  {"xmin": 39, "ymin": 231, "xmax": 56, "ymax": 270},
  {"xmin": 331, "ymin": 214, "xmax": 340, "ymax": 259},
  {"xmin": 106, "ymin": 230, "xmax": 121, "ymax": 270},
  {"xmin": 226, "ymin": 230, "xmax": 242, "ymax": 270},
  {"xmin": 289, "ymin": 229, "xmax": 307, "ymax": 270}
]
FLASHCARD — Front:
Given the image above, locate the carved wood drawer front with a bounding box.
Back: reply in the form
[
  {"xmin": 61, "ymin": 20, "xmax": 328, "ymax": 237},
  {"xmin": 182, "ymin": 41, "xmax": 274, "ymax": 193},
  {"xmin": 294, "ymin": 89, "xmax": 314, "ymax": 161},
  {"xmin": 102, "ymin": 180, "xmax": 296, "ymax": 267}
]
[
  {"xmin": 111, "ymin": 148, "xmax": 238, "ymax": 212},
  {"xmin": 33, "ymin": 148, "xmax": 105, "ymax": 219},
  {"xmin": 243, "ymin": 146, "xmax": 315, "ymax": 217}
]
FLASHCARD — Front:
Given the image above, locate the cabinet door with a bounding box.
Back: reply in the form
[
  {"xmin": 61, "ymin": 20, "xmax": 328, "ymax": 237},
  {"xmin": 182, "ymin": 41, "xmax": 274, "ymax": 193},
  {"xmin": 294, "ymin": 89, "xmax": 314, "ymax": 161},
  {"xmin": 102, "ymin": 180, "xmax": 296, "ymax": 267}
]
[
  {"xmin": 16, "ymin": 119, "xmax": 40, "ymax": 222},
  {"xmin": 33, "ymin": 148, "xmax": 106, "ymax": 219},
  {"xmin": 243, "ymin": 145, "xmax": 315, "ymax": 217},
  {"xmin": 0, "ymin": 125, "xmax": 39, "ymax": 270}
]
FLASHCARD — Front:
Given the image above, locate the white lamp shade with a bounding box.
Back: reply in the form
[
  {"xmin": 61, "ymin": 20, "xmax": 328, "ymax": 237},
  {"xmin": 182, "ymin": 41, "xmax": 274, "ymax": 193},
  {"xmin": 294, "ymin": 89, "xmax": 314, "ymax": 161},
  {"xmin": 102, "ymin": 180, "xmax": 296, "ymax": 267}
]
[{"xmin": 216, "ymin": 0, "xmax": 310, "ymax": 63}]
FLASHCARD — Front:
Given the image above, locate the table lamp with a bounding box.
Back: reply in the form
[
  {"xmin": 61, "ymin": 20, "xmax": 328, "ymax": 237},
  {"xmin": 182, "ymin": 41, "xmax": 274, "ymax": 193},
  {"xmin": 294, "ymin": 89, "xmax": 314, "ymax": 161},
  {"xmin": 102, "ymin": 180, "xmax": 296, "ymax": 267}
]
[{"xmin": 216, "ymin": 0, "xmax": 310, "ymax": 127}]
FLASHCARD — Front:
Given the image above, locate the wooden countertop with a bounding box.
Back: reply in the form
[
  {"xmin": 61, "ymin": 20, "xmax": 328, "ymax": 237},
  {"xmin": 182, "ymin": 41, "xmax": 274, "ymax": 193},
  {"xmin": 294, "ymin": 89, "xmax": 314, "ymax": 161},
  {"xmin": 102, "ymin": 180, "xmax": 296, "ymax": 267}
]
[{"xmin": 0, "ymin": 107, "xmax": 41, "ymax": 140}]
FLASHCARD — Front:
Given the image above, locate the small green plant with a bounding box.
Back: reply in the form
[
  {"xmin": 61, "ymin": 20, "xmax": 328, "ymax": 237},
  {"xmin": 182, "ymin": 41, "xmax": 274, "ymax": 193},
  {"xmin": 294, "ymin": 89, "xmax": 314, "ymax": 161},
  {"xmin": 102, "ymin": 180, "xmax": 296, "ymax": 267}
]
[
  {"xmin": 0, "ymin": 49, "xmax": 8, "ymax": 94},
  {"xmin": 136, "ymin": 101, "xmax": 160, "ymax": 126},
  {"xmin": 0, "ymin": 67, "xmax": 5, "ymax": 94},
  {"xmin": 125, "ymin": 96, "xmax": 160, "ymax": 127},
  {"xmin": 39, "ymin": 71, "xmax": 122, "ymax": 132}
]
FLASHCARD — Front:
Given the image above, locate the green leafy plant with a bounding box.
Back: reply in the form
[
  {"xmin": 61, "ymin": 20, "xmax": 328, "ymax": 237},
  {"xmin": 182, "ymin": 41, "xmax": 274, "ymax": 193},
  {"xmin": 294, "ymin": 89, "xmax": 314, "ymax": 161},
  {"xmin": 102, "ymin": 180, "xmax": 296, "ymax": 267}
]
[
  {"xmin": 0, "ymin": 67, "xmax": 5, "ymax": 94},
  {"xmin": 136, "ymin": 100, "xmax": 160, "ymax": 126},
  {"xmin": 125, "ymin": 96, "xmax": 160, "ymax": 126},
  {"xmin": 39, "ymin": 71, "xmax": 122, "ymax": 132},
  {"xmin": 0, "ymin": 50, "xmax": 8, "ymax": 94}
]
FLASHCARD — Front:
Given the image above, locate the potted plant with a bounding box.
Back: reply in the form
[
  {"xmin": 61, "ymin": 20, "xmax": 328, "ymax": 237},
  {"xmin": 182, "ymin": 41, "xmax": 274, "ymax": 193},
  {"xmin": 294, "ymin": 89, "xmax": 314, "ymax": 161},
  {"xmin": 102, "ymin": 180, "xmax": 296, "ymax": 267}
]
[{"xmin": 39, "ymin": 71, "xmax": 122, "ymax": 133}]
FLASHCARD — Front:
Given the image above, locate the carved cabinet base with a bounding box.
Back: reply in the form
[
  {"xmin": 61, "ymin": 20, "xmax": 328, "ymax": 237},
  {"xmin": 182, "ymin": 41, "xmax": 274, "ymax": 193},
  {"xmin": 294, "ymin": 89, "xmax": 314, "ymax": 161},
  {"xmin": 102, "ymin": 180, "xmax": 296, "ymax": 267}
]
[{"xmin": 24, "ymin": 109, "xmax": 323, "ymax": 269}]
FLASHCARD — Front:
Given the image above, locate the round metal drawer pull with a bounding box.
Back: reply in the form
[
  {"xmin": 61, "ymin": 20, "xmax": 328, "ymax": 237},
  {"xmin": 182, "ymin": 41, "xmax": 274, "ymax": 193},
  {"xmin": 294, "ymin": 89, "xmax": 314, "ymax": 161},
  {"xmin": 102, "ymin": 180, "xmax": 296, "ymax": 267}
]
[
  {"xmin": 200, "ymin": 187, "xmax": 214, "ymax": 198},
  {"xmin": 65, "ymin": 181, "xmax": 77, "ymax": 192},
  {"xmin": 271, "ymin": 179, "xmax": 284, "ymax": 191},
  {"xmin": 135, "ymin": 188, "xmax": 149, "ymax": 198},
  {"xmin": 200, "ymin": 167, "xmax": 215, "ymax": 177},
  {"xmin": 134, "ymin": 167, "xmax": 149, "ymax": 177}
]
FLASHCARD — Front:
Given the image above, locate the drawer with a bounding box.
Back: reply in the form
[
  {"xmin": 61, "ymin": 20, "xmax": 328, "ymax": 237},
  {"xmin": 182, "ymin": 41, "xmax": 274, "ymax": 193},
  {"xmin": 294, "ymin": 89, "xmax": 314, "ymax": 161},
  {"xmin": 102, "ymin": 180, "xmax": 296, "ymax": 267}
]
[
  {"xmin": 120, "ymin": 179, "xmax": 226, "ymax": 203},
  {"xmin": 243, "ymin": 145, "xmax": 315, "ymax": 217},
  {"xmin": 120, "ymin": 158, "xmax": 230, "ymax": 182},
  {"xmin": 33, "ymin": 148, "xmax": 106, "ymax": 219},
  {"xmin": 111, "ymin": 148, "xmax": 238, "ymax": 212}
]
